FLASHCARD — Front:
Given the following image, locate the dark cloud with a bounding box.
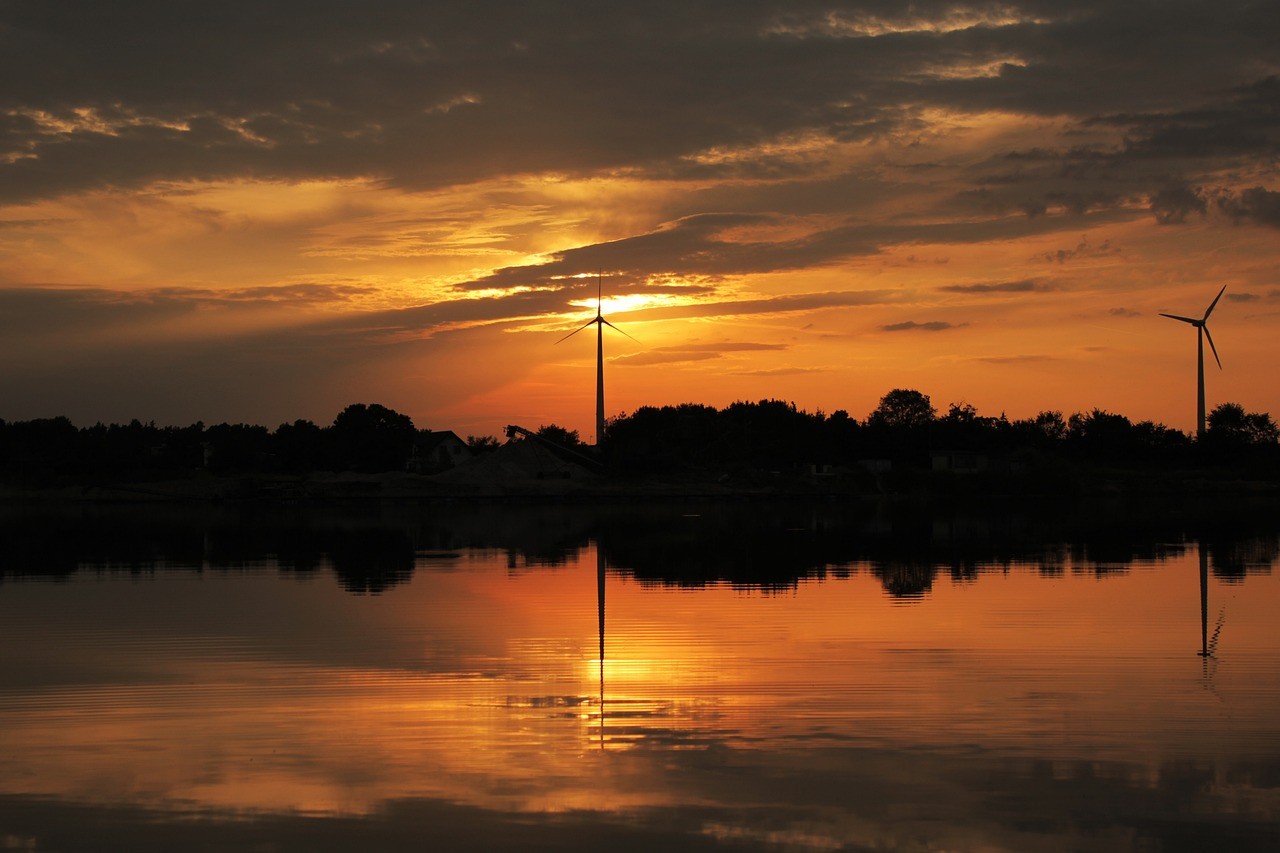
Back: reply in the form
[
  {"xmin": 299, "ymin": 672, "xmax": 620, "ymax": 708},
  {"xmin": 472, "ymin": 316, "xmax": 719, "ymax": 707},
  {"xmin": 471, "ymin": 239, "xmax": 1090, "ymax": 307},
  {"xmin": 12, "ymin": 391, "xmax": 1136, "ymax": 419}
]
[
  {"xmin": 938, "ymin": 279, "xmax": 1042, "ymax": 294},
  {"xmin": 1039, "ymin": 236, "xmax": 1117, "ymax": 264},
  {"xmin": 1100, "ymin": 77, "xmax": 1280, "ymax": 163},
  {"xmin": 0, "ymin": 217, "xmax": 67, "ymax": 229},
  {"xmin": 2, "ymin": 3, "xmax": 1279, "ymax": 203},
  {"xmin": 618, "ymin": 290, "xmax": 897, "ymax": 322},
  {"xmin": 164, "ymin": 283, "xmax": 377, "ymax": 304},
  {"xmin": 0, "ymin": 287, "xmax": 194, "ymax": 338},
  {"xmin": 1108, "ymin": 307, "xmax": 1140, "ymax": 318},
  {"xmin": 0, "ymin": 284, "xmax": 568, "ymax": 426},
  {"xmin": 954, "ymin": 183, "xmax": 1132, "ymax": 220},
  {"xmin": 1149, "ymin": 184, "xmax": 1207, "ymax": 225},
  {"xmin": 1225, "ymin": 292, "xmax": 1260, "ymax": 303},
  {"xmin": 453, "ymin": 213, "xmax": 848, "ymax": 284},
  {"xmin": 0, "ymin": 279, "xmax": 895, "ymax": 358},
  {"xmin": 0, "ymin": 283, "xmax": 378, "ymax": 340},
  {"xmin": 963, "ymin": 74, "xmax": 1279, "ymax": 223},
  {"xmin": 450, "ymin": 208, "xmax": 1139, "ymax": 295},
  {"xmin": 1217, "ymin": 186, "xmax": 1280, "ymax": 227},
  {"xmin": 881, "ymin": 320, "xmax": 955, "ymax": 332}
]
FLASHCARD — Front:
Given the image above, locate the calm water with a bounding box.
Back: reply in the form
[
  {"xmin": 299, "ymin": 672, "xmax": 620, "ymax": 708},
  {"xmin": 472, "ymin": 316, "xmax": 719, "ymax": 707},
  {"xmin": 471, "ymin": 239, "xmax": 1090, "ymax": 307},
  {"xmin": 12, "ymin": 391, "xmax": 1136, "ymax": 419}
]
[{"xmin": 1, "ymin": 501, "xmax": 1278, "ymax": 851}]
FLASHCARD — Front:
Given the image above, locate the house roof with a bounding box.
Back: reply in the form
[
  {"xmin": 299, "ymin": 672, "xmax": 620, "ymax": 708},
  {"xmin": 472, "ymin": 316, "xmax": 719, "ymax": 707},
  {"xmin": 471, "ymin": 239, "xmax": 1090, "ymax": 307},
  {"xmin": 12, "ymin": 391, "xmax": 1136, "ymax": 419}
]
[{"xmin": 415, "ymin": 430, "xmax": 467, "ymax": 452}]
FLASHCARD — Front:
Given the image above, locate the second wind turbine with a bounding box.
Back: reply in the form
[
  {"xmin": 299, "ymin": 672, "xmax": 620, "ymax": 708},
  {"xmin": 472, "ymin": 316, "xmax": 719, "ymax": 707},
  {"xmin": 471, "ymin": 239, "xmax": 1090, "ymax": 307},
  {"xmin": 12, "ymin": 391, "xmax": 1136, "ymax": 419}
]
[
  {"xmin": 556, "ymin": 274, "xmax": 636, "ymax": 448},
  {"xmin": 1160, "ymin": 285, "xmax": 1225, "ymax": 439}
]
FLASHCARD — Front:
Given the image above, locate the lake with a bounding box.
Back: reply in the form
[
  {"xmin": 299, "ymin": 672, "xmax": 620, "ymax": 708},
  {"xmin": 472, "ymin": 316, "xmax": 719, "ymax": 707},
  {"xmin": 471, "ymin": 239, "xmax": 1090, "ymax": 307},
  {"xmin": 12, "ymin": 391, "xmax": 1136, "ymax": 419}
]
[{"xmin": 1, "ymin": 500, "xmax": 1278, "ymax": 851}]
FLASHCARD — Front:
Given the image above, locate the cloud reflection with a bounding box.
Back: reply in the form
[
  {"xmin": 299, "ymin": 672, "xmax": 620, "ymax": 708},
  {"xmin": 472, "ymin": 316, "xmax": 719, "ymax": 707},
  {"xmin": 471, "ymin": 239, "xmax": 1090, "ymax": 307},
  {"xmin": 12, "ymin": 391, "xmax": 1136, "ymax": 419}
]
[{"xmin": 2, "ymin": 502, "xmax": 1280, "ymax": 850}]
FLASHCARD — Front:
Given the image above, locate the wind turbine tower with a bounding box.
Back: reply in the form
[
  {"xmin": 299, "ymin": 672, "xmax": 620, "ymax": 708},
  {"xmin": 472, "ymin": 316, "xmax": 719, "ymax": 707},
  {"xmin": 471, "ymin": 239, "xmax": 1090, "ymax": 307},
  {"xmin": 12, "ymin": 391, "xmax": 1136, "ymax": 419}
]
[
  {"xmin": 1160, "ymin": 285, "xmax": 1225, "ymax": 439},
  {"xmin": 556, "ymin": 274, "xmax": 636, "ymax": 447}
]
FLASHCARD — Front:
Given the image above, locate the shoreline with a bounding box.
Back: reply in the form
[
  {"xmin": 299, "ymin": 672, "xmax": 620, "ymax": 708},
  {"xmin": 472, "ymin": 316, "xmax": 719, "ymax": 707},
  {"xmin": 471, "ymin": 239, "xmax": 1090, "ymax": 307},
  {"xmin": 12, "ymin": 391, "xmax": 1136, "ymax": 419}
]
[{"xmin": 2, "ymin": 466, "xmax": 1277, "ymax": 507}]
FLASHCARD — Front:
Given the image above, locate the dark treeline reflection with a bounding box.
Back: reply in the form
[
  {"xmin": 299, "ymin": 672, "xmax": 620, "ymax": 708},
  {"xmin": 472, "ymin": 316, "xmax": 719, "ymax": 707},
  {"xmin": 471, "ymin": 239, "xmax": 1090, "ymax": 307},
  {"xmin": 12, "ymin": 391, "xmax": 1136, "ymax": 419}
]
[{"xmin": 0, "ymin": 500, "xmax": 1276, "ymax": 597}]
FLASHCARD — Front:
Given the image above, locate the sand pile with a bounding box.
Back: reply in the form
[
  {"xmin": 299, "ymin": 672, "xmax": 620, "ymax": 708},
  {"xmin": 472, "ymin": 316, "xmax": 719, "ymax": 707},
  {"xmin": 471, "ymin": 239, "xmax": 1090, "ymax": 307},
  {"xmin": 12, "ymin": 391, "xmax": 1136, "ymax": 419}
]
[{"xmin": 430, "ymin": 437, "xmax": 596, "ymax": 487}]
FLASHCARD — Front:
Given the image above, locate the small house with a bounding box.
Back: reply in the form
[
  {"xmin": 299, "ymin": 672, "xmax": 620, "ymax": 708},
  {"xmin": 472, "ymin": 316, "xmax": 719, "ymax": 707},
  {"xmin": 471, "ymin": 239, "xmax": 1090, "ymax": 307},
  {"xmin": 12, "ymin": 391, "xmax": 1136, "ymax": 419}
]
[{"xmin": 408, "ymin": 430, "xmax": 472, "ymax": 474}]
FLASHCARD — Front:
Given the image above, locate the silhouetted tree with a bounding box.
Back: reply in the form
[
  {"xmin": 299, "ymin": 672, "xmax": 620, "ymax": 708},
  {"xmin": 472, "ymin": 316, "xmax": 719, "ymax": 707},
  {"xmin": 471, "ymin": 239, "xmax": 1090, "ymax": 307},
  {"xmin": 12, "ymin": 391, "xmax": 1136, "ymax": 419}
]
[
  {"xmin": 943, "ymin": 402, "xmax": 979, "ymax": 424},
  {"xmin": 1131, "ymin": 419, "xmax": 1191, "ymax": 458},
  {"xmin": 164, "ymin": 421, "xmax": 207, "ymax": 469},
  {"xmin": 1207, "ymin": 403, "xmax": 1280, "ymax": 446},
  {"xmin": 273, "ymin": 419, "xmax": 326, "ymax": 472},
  {"xmin": 85, "ymin": 419, "xmax": 166, "ymax": 474},
  {"xmin": 1062, "ymin": 409, "xmax": 1189, "ymax": 465},
  {"xmin": 862, "ymin": 389, "xmax": 936, "ymax": 465},
  {"xmin": 603, "ymin": 403, "xmax": 720, "ymax": 470},
  {"xmin": 535, "ymin": 423, "xmax": 586, "ymax": 451},
  {"xmin": 466, "ymin": 434, "xmax": 501, "ymax": 452},
  {"xmin": 1030, "ymin": 410, "xmax": 1068, "ymax": 442},
  {"xmin": 204, "ymin": 422, "xmax": 271, "ymax": 472},
  {"xmin": 0, "ymin": 416, "xmax": 80, "ymax": 476},
  {"xmin": 1067, "ymin": 409, "xmax": 1133, "ymax": 459},
  {"xmin": 934, "ymin": 401, "xmax": 1000, "ymax": 450},
  {"xmin": 720, "ymin": 399, "xmax": 815, "ymax": 464},
  {"xmin": 820, "ymin": 409, "xmax": 861, "ymax": 463},
  {"xmin": 868, "ymin": 389, "xmax": 935, "ymax": 429},
  {"xmin": 329, "ymin": 403, "xmax": 417, "ymax": 472}
]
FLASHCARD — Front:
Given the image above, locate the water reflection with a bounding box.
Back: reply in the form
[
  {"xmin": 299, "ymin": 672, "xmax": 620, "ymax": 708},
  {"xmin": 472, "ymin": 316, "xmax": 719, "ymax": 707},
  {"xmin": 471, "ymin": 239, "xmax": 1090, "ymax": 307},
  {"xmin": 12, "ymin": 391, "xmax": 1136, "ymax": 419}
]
[
  {"xmin": 597, "ymin": 545, "xmax": 606, "ymax": 752},
  {"xmin": 1, "ymin": 501, "xmax": 1279, "ymax": 851},
  {"xmin": 3, "ymin": 500, "xmax": 1277, "ymax": 597}
]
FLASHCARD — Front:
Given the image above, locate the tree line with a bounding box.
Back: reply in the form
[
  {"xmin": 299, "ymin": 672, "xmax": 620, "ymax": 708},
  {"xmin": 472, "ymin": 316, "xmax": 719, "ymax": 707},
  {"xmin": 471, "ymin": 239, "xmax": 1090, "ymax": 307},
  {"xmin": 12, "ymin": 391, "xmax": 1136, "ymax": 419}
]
[
  {"xmin": 0, "ymin": 391, "xmax": 1276, "ymax": 484},
  {"xmin": 601, "ymin": 389, "xmax": 1280, "ymax": 475},
  {"xmin": 0, "ymin": 403, "xmax": 426, "ymax": 481}
]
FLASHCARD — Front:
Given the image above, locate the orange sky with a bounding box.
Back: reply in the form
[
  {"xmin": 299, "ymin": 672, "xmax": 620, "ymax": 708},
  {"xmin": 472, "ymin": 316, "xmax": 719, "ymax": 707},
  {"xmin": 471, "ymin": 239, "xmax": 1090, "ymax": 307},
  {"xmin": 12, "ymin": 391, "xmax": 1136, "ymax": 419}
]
[{"xmin": 1, "ymin": 4, "xmax": 1278, "ymax": 440}]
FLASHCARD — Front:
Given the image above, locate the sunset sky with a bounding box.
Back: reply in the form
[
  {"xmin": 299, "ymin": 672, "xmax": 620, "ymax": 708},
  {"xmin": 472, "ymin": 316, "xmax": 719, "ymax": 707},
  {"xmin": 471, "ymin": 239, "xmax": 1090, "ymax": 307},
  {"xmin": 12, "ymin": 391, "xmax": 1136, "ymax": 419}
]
[{"xmin": 2, "ymin": 1, "xmax": 1278, "ymax": 440}]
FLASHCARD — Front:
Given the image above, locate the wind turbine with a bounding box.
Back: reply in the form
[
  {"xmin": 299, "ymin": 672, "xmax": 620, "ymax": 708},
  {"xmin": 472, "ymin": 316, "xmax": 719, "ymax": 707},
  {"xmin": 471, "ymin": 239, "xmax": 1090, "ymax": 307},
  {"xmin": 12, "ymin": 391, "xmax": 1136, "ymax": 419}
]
[
  {"xmin": 1160, "ymin": 285, "xmax": 1225, "ymax": 439},
  {"xmin": 556, "ymin": 273, "xmax": 636, "ymax": 447}
]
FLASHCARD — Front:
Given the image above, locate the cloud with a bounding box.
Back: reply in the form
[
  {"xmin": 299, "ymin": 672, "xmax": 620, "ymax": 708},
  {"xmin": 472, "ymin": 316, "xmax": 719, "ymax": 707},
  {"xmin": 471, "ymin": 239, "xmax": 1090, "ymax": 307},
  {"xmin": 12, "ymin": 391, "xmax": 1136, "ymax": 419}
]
[
  {"xmin": 0, "ymin": 283, "xmax": 381, "ymax": 341},
  {"xmin": 881, "ymin": 320, "xmax": 956, "ymax": 332},
  {"xmin": 161, "ymin": 283, "xmax": 377, "ymax": 305},
  {"xmin": 1149, "ymin": 184, "xmax": 1207, "ymax": 225},
  {"xmin": 976, "ymin": 355, "xmax": 1055, "ymax": 364},
  {"xmin": 733, "ymin": 367, "xmax": 825, "ymax": 376},
  {"xmin": 619, "ymin": 290, "xmax": 897, "ymax": 322},
  {"xmin": 1217, "ymin": 186, "xmax": 1280, "ymax": 228},
  {"xmin": 446, "ymin": 208, "xmax": 1143, "ymax": 300},
  {"xmin": 1225, "ymin": 292, "xmax": 1260, "ymax": 303},
  {"xmin": 611, "ymin": 350, "xmax": 720, "ymax": 367},
  {"xmin": 3, "ymin": 3, "xmax": 1280, "ymax": 431},
  {"xmin": 1108, "ymin": 307, "xmax": 1140, "ymax": 318},
  {"xmin": 938, "ymin": 279, "xmax": 1042, "ymax": 294},
  {"xmin": 1039, "ymin": 236, "xmax": 1118, "ymax": 264},
  {"xmin": 962, "ymin": 72, "xmax": 1279, "ymax": 225},
  {"xmin": 611, "ymin": 341, "xmax": 788, "ymax": 367},
  {"xmin": 3, "ymin": 3, "xmax": 1279, "ymax": 207},
  {"xmin": 0, "ymin": 283, "xmax": 572, "ymax": 427}
]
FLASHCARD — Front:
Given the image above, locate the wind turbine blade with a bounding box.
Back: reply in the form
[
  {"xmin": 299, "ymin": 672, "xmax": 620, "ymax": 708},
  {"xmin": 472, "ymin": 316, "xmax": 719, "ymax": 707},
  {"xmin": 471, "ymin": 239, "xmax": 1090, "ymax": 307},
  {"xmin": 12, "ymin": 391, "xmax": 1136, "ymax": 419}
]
[
  {"xmin": 1203, "ymin": 284, "xmax": 1227, "ymax": 321},
  {"xmin": 600, "ymin": 317, "xmax": 640, "ymax": 343},
  {"xmin": 555, "ymin": 318, "xmax": 597, "ymax": 344},
  {"xmin": 1203, "ymin": 324, "xmax": 1222, "ymax": 368},
  {"xmin": 1159, "ymin": 313, "xmax": 1200, "ymax": 325}
]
